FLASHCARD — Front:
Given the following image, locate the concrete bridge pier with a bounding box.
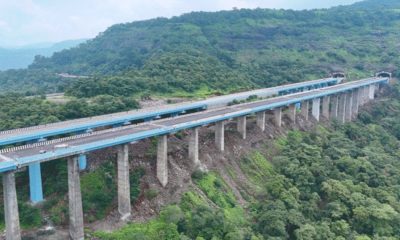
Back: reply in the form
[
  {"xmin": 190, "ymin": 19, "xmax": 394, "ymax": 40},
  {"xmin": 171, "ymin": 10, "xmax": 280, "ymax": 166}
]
[
  {"xmin": 256, "ymin": 111, "xmax": 266, "ymax": 132},
  {"xmin": 369, "ymin": 84, "xmax": 375, "ymax": 100},
  {"xmin": 312, "ymin": 98, "xmax": 321, "ymax": 121},
  {"xmin": 273, "ymin": 108, "xmax": 282, "ymax": 127},
  {"xmin": 78, "ymin": 154, "xmax": 87, "ymax": 170},
  {"xmin": 352, "ymin": 89, "xmax": 360, "ymax": 118},
  {"xmin": 359, "ymin": 87, "xmax": 365, "ymax": 106},
  {"xmin": 300, "ymin": 100, "xmax": 309, "ymax": 120},
  {"xmin": 345, "ymin": 91, "xmax": 353, "ymax": 122},
  {"xmin": 157, "ymin": 135, "xmax": 168, "ymax": 187},
  {"xmin": 215, "ymin": 121, "xmax": 225, "ymax": 152},
  {"xmin": 363, "ymin": 86, "xmax": 369, "ymax": 105},
  {"xmin": 337, "ymin": 93, "xmax": 347, "ymax": 124},
  {"xmin": 117, "ymin": 144, "xmax": 131, "ymax": 220},
  {"xmin": 28, "ymin": 163, "xmax": 44, "ymax": 204},
  {"xmin": 287, "ymin": 104, "xmax": 296, "ymax": 122},
  {"xmin": 237, "ymin": 116, "xmax": 247, "ymax": 139},
  {"xmin": 3, "ymin": 171, "xmax": 21, "ymax": 240},
  {"xmin": 330, "ymin": 95, "xmax": 339, "ymax": 119},
  {"xmin": 189, "ymin": 127, "xmax": 200, "ymax": 168},
  {"xmin": 322, "ymin": 96, "xmax": 330, "ymax": 119},
  {"xmin": 68, "ymin": 156, "xmax": 84, "ymax": 240}
]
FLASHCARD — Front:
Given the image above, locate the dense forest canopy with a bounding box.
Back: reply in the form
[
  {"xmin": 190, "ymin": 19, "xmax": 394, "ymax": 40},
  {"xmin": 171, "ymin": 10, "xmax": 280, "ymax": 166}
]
[{"xmin": 0, "ymin": 0, "xmax": 399, "ymax": 97}]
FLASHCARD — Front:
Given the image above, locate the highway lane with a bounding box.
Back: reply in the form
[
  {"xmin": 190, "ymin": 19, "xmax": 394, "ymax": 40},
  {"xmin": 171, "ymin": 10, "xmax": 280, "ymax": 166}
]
[
  {"xmin": 0, "ymin": 77, "xmax": 341, "ymax": 146},
  {"xmin": 0, "ymin": 77, "xmax": 387, "ymax": 172}
]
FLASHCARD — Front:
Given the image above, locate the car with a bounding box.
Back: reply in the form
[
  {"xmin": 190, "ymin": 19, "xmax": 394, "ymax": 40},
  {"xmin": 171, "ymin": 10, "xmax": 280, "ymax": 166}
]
[{"xmin": 55, "ymin": 144, "xmax": 69, "ymax": 149}]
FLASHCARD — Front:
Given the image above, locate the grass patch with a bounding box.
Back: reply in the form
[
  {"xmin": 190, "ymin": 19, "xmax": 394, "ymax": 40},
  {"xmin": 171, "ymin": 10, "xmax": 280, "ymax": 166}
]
[
  {"xmin": 239, "ymin": 151, "xmax": 274, "ymax": 187},
  {"xmin": 193, "ymin": 172, "xmax": 236, "ymax": 209}
]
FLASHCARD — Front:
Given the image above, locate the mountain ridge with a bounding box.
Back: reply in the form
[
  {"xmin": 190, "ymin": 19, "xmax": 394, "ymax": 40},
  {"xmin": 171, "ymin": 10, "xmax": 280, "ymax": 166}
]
[
  {"xmin": 0, "ymin": 0, "xmax": 399, "ymax": 96},
  {"xmin": 0, "ymin": 39, "xmax": 88, "ymax": 71}
]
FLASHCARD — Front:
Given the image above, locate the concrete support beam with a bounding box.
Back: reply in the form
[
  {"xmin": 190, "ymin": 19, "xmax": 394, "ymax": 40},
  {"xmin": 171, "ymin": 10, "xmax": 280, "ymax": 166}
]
[
  {"xmin": 287, "ymin": 104, "xmax": 296, "ymax": 122},
  {"xmin": 330, "ymin": 95, "xmax": 339, "ymax": 119},
  {"xmin": 3, "ymin": 172, "xmax": 21, "ymax": 240},
  {"xmin": 322, "ymin": 96, "xmax": 330, "ymax": 119},
  {"xmin": 345, "ymin": 91, "xmax": 353, "ymax": 122},
  {"xmin": 215, "ymin": 122, "xmax": 225, "ymax": 152},
  {"xmin": 300, "ymin": 101, "xmax": 309, "ymax": 120},
  {"xmin": 359, "ymin": 87, "xmax": 365, "ymax": 105},
  {"xmin": 273, "ymin": 108, "xmax": 282, "ymax": 127},
  {"xmin": 236, "ymin": 116, "xmax": 247, "ymax": 139},
  {"xmin": 337, "ymin": 93, "xmax": 347, "ymax": 124},
  {"xmin": 256, "ymin": 112, "xmax": 266, "ymax": 132},
  {"xmin": 369, "ymin": 84, "xmax": 375, "ymax": 100},
  {"xmin": 68, "ymin": 156, "xmax": 84, "ymax": 240},
  {"xmin": 352, "ymin": 89, "xmax": 360, "ymax": 118},
  {"xmin": 312, "ymin": 98, "xmax": 321, "ymax": 121},
  {"xmin": 364, "ymin": 86, "xmax": 369, "ymax": 104},
  {"xmin": 189, "ymin": 127, "xmax": 200, "ymax": 168},
  {"xmin": 157, "ymin": 135, "xmax": 168, "ymax": 187},
  {"xmin": 78, "ymin": 154, "xmax": 87, "ymax": 170},
  {"xmin": 117, "ymin": 144, "xmax": 131, "ymax": 220},
  {"xmin": 29, "ymin": 162, "xmax": 44, "ymax": 203}
]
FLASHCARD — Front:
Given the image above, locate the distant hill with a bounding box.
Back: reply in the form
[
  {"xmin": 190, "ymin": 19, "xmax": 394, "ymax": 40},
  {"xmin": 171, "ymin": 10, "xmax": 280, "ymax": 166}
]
[
  {"xmin": 0, "ymin": 0, "xmax": 399, "ymax": 96},
  {"xmin": 349, "ymin": 0, "xmax": 400, "ymax": 9},
  {"xmin": 0, "ymin": 39, "xmax": 88, "ymax": 71}
]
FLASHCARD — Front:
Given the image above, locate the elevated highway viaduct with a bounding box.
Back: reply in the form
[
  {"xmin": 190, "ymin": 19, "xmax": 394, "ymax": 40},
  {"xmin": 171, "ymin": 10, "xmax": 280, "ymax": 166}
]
[
  {"xmin": 0, "ymin": 76, "xmax": 388, "ymax": 240},
  {"xmin": 0, "ymin": 77, "xmax": 342, "ymax": 205}
]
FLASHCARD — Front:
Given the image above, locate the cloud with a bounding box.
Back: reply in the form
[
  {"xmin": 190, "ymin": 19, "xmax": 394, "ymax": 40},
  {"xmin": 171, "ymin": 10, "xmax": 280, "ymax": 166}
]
[{"xmin": 0, "ymin": 0, "xmax": 361, "ymax": 47}]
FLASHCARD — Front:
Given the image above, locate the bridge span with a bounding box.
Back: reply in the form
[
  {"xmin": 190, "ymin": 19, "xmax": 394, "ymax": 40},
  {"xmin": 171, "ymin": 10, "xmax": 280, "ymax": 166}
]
[
  {"xmin": 0, "ymin": 77, "xmax": 342, "ymax": 206},
  {"xmin": 0, "ymin": 77, "xmax": 340, "ymax": 147},
  {"xmin": 0, "ymin": 77, "xmax": 387, "ymax": 240}
]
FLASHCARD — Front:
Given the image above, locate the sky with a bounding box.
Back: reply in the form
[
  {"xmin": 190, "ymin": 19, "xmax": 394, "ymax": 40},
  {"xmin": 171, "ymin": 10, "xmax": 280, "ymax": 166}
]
[{"xmin": 0, "ymin": 0, "xmax": 361, "ymax": 48}]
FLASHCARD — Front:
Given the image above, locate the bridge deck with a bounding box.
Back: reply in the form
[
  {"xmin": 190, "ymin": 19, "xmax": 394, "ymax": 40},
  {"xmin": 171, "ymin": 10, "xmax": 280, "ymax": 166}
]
[
  {"xmin": 0, "ymin": 77, "xmax": 385, "ymax": 172},
  {"xmin": 0, "ymin": 78, "xmax": 340, "ymax": 146}
]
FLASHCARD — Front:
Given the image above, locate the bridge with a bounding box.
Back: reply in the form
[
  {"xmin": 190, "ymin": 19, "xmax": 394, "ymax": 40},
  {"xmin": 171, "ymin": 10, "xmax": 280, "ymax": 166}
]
[
  {"xmin": 0, "ymin": 77, "xmax": 342, "ymax": 206},
  {"xmin": 0, "ymin": 77, "xmax": 340, "ymax": 147},
  {"xmin": 0, "ymin": 76, "xmax": 388, "ymax": 240}
]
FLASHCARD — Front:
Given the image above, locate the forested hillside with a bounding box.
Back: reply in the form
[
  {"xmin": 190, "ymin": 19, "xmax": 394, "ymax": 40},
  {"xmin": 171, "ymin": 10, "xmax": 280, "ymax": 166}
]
[
  {"xmin": 4, "ymin": 83, "xmax": 400, "ymax": 240},
  {"xmin": 0, "ymin": 0, "xmax": 399, "ymax": 97}
]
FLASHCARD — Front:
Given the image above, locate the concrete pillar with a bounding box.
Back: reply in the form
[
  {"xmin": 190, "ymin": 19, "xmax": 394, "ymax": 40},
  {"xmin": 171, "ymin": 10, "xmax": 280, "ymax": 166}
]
[
  {"xmin": 369, "ymin": 84, "xmax": 375, "ymax": 100},
  {"xmin": 337, "ymin": 93, "xmax": 347, "ymax": 124},
  {"xmin": 312, "ymin": 98, "xmax": 321, "ymax": 121},
  {"xmin": 322, "ymin": 96, "xmax": 330, "ymax": 119},
  {"xmin": 352, "ymin": 89, "xmax": 360, "ymax": 118},
  {"xmin": 256, "ymin": 112, "xmax": 265, "ymax": 132},
  {"xmin": 215, "ymin": 121, "xmax": 225, "ymax": 152},
  {"xmin": 287, "ymin": 104, "xmax": 296, "ymax": 122},
  {"xmin": 68, "ymin": 156, "xmax": 84, "ymax": 240},
  {"xmin": 117, "ymin": 144, "xmax": 131, "ymax": 220},
  {"xmin": 189, "ymin": 127, "xmax": 200, "ymax": 168},
  {"xmin": 359, "ymin": 87, "xmax": 365, "ymax": 105},
  {"xmin": 300, "ymin": 101, "xmax": 309, "ymax": 120},
  {"xmin": 330, "ymin": 95, "xmax": 339, "ymax": 119},
  {"xmin": 236, "ymin": 116, "xmax": 247, "ymax": 139},
  {"xmin": 359, "ymin": 86, "xmax": 365, "ymax": 105},
  {"xmin": 364, "ymin": 86, "xmax": 370, "ymax": 104},
  {"xmin": 273, "ymin": 108, "xmax": 282, "ymax": 127},
  {"xmin": 345, "ymin": 91, "xmax": 353, "ymax": 122},
  {"xmin": 29, "ymin": 162, "xmax": 44, "ymax": 203},
  {"xmin": 3, "ymin": 172, "xmax": 21, "ymax": 240},
  {"xmin": 78, "ymin": 154, "xmax": 87, "ymax": 170},
  {"xmin": 157, "ymin": 135, "xmax": 168, "ymax": 187}
]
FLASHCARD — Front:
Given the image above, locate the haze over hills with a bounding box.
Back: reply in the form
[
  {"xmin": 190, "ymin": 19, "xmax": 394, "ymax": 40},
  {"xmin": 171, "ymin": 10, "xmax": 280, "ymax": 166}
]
[
  {"xmin": 0, "ymin": 0, "xmax": 398, "ymax": 97},
  {"xmin": 0, "ymin": 39, "xmax": 87, "ymax": 71}
]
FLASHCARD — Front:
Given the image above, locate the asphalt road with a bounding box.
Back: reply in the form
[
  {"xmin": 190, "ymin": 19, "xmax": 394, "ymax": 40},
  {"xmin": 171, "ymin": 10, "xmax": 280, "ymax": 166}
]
[{"xmin": 0, "ymin": 77, "xmax": 385, "ymax": 167}]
